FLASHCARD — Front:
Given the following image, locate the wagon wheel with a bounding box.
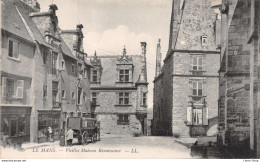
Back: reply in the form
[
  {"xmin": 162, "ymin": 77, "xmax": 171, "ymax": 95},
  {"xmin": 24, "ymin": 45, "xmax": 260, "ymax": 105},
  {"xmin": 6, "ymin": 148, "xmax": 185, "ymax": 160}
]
[{"xmin": 82, "ymin": 131, "xmax": 89, "ymax": 145}]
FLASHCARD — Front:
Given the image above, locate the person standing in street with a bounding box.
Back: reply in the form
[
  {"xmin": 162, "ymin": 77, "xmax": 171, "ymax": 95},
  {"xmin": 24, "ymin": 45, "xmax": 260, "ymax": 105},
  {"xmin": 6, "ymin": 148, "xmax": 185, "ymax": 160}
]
[{"xmin": 66, "ymin": 127, "xmax": 74, "ymax": 146}]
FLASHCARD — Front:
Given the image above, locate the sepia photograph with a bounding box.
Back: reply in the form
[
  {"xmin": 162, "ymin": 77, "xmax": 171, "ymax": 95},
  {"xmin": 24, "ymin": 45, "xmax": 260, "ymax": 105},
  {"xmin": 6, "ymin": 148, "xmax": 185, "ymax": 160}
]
[{"xmin": 0, "ymin": 0, "xmax": 260, "ymax": 160}]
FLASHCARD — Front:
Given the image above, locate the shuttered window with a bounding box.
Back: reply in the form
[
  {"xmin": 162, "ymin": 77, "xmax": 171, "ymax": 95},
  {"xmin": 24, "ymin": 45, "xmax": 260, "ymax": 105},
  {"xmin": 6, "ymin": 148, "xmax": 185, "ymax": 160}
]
[
  {"xmin": 8, "ymin": 40, "xmax": 19, "ymax": 59},
  {"xmin": 2, "ymin": 77, "xmax": 24, "ymax": 98}
]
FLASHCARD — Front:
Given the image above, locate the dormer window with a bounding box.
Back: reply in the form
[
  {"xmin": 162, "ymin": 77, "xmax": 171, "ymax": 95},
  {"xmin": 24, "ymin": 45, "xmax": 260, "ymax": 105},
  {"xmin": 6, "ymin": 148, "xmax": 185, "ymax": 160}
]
[
  {"xmin": 202, "ymin": 36, "xmax": 208, "ymax": 46},
  {"xmin": 119, "ymin": 69, "xmax": 129, "ymax": 82}
]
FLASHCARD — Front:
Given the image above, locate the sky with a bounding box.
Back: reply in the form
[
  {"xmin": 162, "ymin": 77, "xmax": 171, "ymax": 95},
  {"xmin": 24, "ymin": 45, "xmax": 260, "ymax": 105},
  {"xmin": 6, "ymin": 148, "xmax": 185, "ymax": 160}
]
[{"xmin": 39, "ymin": 0, "xmax": 173, "ymax": 109}]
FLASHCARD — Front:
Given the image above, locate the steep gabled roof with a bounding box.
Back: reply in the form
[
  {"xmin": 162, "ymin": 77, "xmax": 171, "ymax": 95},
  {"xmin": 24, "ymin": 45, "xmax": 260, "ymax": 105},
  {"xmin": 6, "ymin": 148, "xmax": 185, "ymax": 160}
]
[{"xmin": 1, "ymin": 0, "xmax": 33, "ymax": 42}]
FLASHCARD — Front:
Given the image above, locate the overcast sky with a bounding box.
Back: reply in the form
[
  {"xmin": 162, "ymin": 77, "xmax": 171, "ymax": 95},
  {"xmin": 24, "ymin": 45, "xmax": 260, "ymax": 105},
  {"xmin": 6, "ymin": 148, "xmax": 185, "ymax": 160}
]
[{"xmin": 38, "ymin": 0, "xmax": 173, "ymax": 109}]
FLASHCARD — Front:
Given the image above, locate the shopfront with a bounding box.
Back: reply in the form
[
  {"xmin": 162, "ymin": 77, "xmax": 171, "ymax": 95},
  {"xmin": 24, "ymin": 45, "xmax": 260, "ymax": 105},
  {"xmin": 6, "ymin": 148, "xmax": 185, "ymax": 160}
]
[
  {"xmin": 37, "ymin": 110, "xmax": 61, "ymax": 143},
  {"xmin": 0, "ymin": 106, "xmax": 31, "ymax": 144}
]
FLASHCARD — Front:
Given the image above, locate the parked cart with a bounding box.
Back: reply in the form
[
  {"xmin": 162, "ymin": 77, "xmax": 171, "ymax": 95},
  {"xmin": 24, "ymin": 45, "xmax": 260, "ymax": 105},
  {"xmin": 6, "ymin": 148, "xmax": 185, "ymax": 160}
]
[{"xmin": 67, "ymin": 117, "xmax": 100, "ymax": 145}]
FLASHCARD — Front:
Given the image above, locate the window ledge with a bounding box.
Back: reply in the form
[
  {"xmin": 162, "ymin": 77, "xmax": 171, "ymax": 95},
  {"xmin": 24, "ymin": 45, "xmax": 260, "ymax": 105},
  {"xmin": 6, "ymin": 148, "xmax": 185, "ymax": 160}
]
[
  {"xmin": 7, "ymin": 56, "xmax": 21, "ymax": 62},
  {"xmin": 189, "ymin": 70, "xmax": 206, "ymax": 72},
  {"xmin": 188, "ymin": 95, "xmax": 206, "ymax": 98},
  {"xmin": 91, "ymin": 82, "xmax": 101, "ymax": 84},
  {"xmin": 116, "ymin": 82, "xmax": 133, "ymax": 84},
  {"xmin": 117, "ymin": 122, "xmax": 129, "ymax": 125},
  {"xmin": 115, "ymin": 104, "xmax": 132, "ymax": 107}
]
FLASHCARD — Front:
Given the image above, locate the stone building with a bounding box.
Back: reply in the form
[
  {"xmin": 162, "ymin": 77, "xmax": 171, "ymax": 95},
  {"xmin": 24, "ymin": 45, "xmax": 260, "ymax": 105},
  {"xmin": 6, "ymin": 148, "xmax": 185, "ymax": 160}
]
[
  {"xmin": 217, "ymin": 0, "xmax": 260, "ymax": 158},
  {"xmin": 1, "ymin": 0, "xmax": 92, "ymax": 144},
  {"xmin": 153, "ymin": 0, "xmax": 220, "ymax": 137},
  {"xmin": 87, "ymin": 44, "xmax": 148, "ymax": 135}
]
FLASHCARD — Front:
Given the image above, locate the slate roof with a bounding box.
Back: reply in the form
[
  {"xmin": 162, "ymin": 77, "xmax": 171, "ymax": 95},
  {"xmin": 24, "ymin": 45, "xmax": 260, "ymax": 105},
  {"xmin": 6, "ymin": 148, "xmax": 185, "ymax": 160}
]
[
  {"xmin": 1, "ymin": 0, "xmax": 33, "ymax": 43},
  {"xmin": 59, "ymin": 36, "xmax": 77, "ymax": 60},
  {"xmin": 87, "ymin": 54, "xmax": 144, "ymax": 86}
]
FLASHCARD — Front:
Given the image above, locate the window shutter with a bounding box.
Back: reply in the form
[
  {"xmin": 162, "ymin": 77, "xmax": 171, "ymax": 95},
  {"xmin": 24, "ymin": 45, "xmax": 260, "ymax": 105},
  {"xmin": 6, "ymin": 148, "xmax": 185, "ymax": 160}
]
[
  {"xmin": 2, "ymin": 77, "xmax": 7, "ymax": 97},
  {"xmin": 13, "ymin": 41, "xmax": 19, "ymax": 58},
  {"xmin": 202, "ymin": 106, "xmax": 208, "ymax": 125},
  {"xmin": 16, "ymin": 80, "xmax": 24, "ymax": 98},
  {"xmin": 189, "ymin": 80, "xmax": 193, "ymax": 96},
  {"xmin": 96, "ymin": 92, "xmax": 100, "ymax": 105},
  {"xmin": 203, "ymin": 80, "xmax": 207, "ymax": 96},
  {"xmin": 187, "ymin": 106, "xmax": 193, "ymax": 125},
  {"xmin": 116, "ymin": 92, "xmax": 119, "ymax": 105},
  {"xmin": 129, "ymin": 92, "xmax": 132, "ymax": 105}
]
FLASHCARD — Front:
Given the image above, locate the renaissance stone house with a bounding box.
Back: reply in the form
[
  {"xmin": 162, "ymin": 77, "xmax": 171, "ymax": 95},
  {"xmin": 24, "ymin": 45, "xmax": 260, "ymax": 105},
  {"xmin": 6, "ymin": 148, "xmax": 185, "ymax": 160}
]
[
  {"xmin": 153, "ymin": 0, "xmax": 220, "ymax": 137},
  {"xmin": 87, "ymin": 44, "xmax": 148, "ymax": 135},
  {"xmin": 217, "ymin": 0, "xmax": 260, "ymax": 158},
  {"xmin": 1, "ymin": 0, "xmax": 92, "ymax": 143}
]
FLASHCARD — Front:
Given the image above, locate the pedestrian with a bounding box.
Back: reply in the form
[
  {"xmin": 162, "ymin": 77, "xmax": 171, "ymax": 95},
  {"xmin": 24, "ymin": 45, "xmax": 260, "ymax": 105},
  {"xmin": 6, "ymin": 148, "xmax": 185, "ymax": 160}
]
[
  {"xmin": 66, "ymin": 127, "xmax": 74, "ymax": 146},
  {"xmin": 48, "ymin": 127, "xmax": 53, "ymax": 142}
]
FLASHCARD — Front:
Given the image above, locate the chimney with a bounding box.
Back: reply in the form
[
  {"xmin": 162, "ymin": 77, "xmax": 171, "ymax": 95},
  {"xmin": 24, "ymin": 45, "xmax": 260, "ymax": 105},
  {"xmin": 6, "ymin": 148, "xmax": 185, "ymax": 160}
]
[
  {"xmin": 49, "ymin": 4, "xmax": 58, "ymax": 15},
  {"xmin": 140, "ymin": 42, "xmax": 147, "ymax": 81},
  {"xmin": 21, "ymin": 0, "xmax": 40, "ymax": 12},
  {"xmin": 155, "ymin": 39, "xmax": 161, "ymax": 78}
]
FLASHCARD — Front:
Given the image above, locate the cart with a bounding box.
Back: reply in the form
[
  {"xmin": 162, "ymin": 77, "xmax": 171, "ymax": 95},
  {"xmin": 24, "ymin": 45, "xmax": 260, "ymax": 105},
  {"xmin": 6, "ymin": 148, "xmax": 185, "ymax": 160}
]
[{"xmin": 67, "ymin": 117, "xmax": 100, "ymax": 145}]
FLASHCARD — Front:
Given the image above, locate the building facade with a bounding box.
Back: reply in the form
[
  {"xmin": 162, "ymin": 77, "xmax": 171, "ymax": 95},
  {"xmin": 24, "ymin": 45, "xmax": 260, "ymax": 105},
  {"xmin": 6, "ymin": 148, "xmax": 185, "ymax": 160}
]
[
  {"xmin": 153, "ymin": 0, "xmax": 220, "ymax": 137},
  {"xmin": 87, "ymin": 44, "xmax": 148, "ymax": 136},
  {"xmin": 217, "ymin": 0, "xmax": 260, "ymax": 158},
  {"xmin": 1, "ymin": 0, "xmax": 92, "ymax": 144}
]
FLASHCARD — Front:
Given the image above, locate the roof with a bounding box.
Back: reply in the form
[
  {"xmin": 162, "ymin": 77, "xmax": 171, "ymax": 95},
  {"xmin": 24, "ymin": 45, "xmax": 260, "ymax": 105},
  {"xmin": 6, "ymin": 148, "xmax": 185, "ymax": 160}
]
[
  {"xmin": 60, "ymin": 37, "xmax": 77, "ymax": 60},
  {"xmin": 87, "ymin": 54, "xmax": 144, "ymax": 86},
  {"xmin": 2, "ymin": 0, "xmax": 53, "ymax": 48},
  {"xmin": 1, "ymin": 0, "xmax": 33, "ymax": 42}
]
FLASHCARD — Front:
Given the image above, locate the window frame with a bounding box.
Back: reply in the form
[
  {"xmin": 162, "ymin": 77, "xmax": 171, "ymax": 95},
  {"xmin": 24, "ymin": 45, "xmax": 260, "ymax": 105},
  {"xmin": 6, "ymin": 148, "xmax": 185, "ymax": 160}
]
[
  {"xmin": 3, "ymin": 77, "xmax": 24, "ymax": 99},
  {"xmin": 61, "ymin": 89, "xmax": 66, "ymax": 99},
  {"xmin": 61, "ymin": 60, "xmax": 65, "ymax": 70},
  {"xmin": 71, "ymin": 91, "xmax": 75, "ymax": 100},
  {"xmin": 92, "ymin": 92, "xmax": 97, "ymax": 105},
  {"xmin": 192, "ymin": 57, "xmax": 203, "ymax": 71},
  {"xmin": 142, "ymin": 92, "xmax": 147, "ymax": 106},
  {"xmin": 117, "ymin": 114, "xmax": 129, "ymax": 125},
  {"xmin": 202, "ymin": 36, "xmax": 208, "ymax": 46},
  {"xmin": 192, "ymin": 81, "xmax": 203, "ymax": 97},
  {"xmin": 92, "ymin": 70, "xmax": 98, "ymax": 82},
  {"xmin": 77, "ymin": 87, "xmax": 82, "ymax": 105},
  {"xmin": 192, "ymin": 108, "xmax": 203, "ymax": 125},
  {"xmin": 118, "ymin": 92, "xmax": 130, "ymax": 105},
  {"xmin": 43, "ymin": 84, "xmax": 47, "ymax": 99},
  {"xmin": 119, "ymin": 69, "xmax": 130, "ymax": 82},
  {"xmin": 71, "ymin": 64, "xmax": 75, "ymax": 74},
  {"xmin": 8, "ymin": 39, "xmax": 20, "ymax": 60}
]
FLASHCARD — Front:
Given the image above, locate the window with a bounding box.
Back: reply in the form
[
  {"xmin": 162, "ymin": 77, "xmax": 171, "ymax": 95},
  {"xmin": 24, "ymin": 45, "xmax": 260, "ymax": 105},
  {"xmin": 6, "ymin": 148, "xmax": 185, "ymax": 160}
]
[
  {"xmin": 117, "ymin": 114, "xmax": 129, "ymax": 125},
  {"xmin": 92, "ymin": 70, "xmax": 97, "ymax": 82},
  {"xmin": 8, "ymin": 40, "xmax": 19, "ymax": 59},
  {"xmin": 78, "ymin": 63, "xmax": 82, "ymax": 74},
  {"xmin": 52, "ymin": 52, "xmax": 58, "ymax": 75},
  {"xmin": 71, "ymin": 64, "xmax": 75, "ymax": 74},
  {"xmin": 142, "ymin": 93, "xmax": 147, "ymax": 106},
  {"xmin": 192, "ymin": 57, "xmax": 203, "ymax": 71},
  {"xmin": 84, "ymin": 68, "xmax": 87, "ymax": 78},
  {"xmin": 2, "ymin": 77, "xmax": 24, "ymax": 98},
  {"xmin": 52, "ymin": 81, "xmax": 59, "ymax": 107},
  {"xmin": 77, "ymin": 87, "xmax": 82, "ymax": 105},
  {"xmin": 119, "ymin": 92, "xmax": 130, "ymax": 105},
  {"xmin": 119, "ymin": 69, "xmax": 129, "ymax": 82},
  {"xmin": 61, "ymin": 60, "xmax": 65, "ymax": 70},
  {"xmin": 202, "ymin": 36, "xmax": 208, "ymax": 46},
  {"xmin": 70, "ymin": 112, "xmax": 74, "ymax": 117},
  {"xmin": 192, "ymin": 81, "xmax": 203, "ymax": 96},
  {"xmin": 43, "ymin": 85, "xmax": 47, "ymax": 98},
  {"xmin": 43, "ymin": 48, "xmax": 47, "ymax": 64},
  {"xmin": 72, "ymin": 91, "xmax": 75, "ymax": 100},
  {"xmin": 61, "ymin": 89, "xmax": 66, "ymax": 99},
  {"xmin": 193, "ymin": 109, "xmax": 202, "ymax": 125},
  {"xmin": 92, "ymin": 92, "xmax": 97, "ymax": 105}
]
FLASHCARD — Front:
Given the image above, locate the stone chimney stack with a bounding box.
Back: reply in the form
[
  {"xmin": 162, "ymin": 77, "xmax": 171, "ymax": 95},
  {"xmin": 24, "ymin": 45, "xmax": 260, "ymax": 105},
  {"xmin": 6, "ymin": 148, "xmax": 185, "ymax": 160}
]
[
  {"xmin": 49, "ymin": 4, "xmax": 58, "ymax": 15},
  {"xmin": 155, "ymin": 39, "xmax": 161, "ymax": 78},
  {"xmin": 141, "ymin": 42, "xmax": 147, "ymax": 81},
  {"xmin": 21, "ymin": 0, "xmax": 40, "ymax": 12}
]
